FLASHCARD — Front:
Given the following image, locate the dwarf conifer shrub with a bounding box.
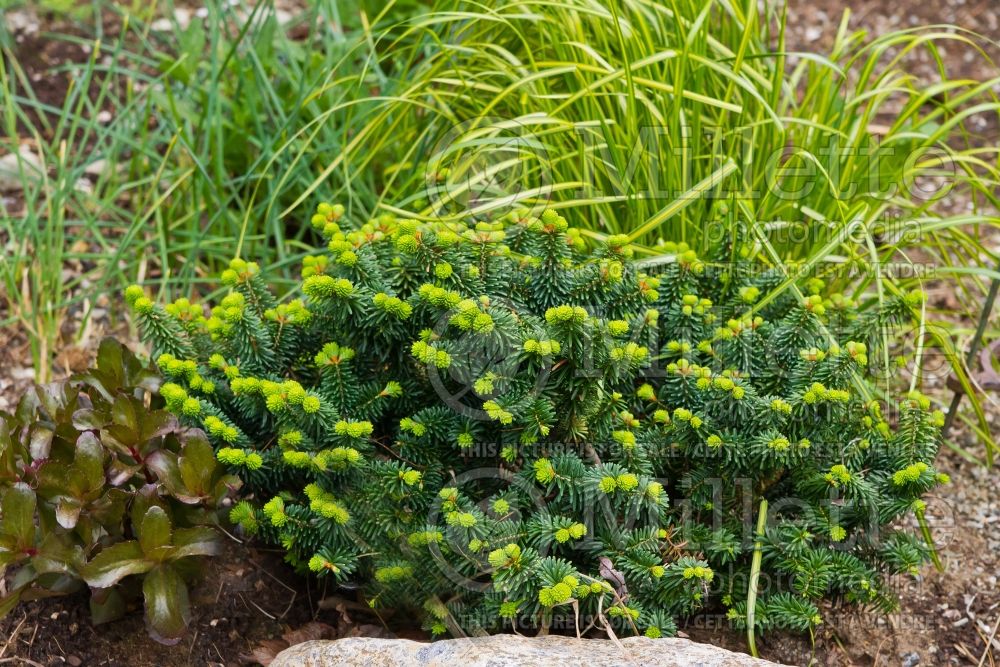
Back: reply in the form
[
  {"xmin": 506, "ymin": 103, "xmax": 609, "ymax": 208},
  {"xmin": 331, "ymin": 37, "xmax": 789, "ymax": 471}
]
[
  {"xmin": 127, "ymin": 203, "xmax": 945, "ymax": 638},
  {"xmin": 0, "ymin": 340, "xmax": 239, "ymax": 644}
]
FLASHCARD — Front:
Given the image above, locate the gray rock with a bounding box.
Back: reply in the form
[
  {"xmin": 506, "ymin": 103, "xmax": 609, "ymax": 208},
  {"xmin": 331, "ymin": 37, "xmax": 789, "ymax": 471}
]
[
  {"xmin": 0, "ymin": 146, "xmax": 43, "ymax": 191},
  {"xmin": 271, "ymin": 635, "xmax": 790, "ymax": 667}
]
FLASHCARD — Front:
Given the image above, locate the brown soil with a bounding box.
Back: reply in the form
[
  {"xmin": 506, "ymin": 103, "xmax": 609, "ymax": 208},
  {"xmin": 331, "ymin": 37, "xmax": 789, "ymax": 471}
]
[
  {"xmin": 0, "ymin": 543, "xmax": 315, "ymax": 667},
  {"xmin": 2, "ymin": 7, "xmax": 125, "ymax": 139},
  {"xmin": 1, "ymin": 1, "xmax": 999, "ymax": 666}
]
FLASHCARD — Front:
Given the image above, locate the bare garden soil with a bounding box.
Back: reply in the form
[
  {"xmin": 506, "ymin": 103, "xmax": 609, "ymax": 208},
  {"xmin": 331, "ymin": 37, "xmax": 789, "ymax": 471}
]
[{"xmin": 1, "ymin": 1, "xmax": 999, "ymax": 665}]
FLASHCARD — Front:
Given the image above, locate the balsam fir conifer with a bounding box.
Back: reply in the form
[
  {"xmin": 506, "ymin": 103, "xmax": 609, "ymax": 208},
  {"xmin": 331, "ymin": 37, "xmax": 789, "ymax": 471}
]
[{"xmin": 127, "ymin": 202, "xmax": 945, "ymax": 638}]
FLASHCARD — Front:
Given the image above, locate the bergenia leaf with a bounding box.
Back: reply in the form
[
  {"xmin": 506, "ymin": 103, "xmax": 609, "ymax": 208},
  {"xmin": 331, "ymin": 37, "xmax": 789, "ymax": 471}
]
[
  {"xmin": 138, "ymin": 410, "xmax": 177, "ymax": 446},
  {"xmin": 71, "ymin": 408, "xmax": 105, "ymax": 432},
  {"xmin": 72, "ymin": 389, "xmax": 112, "ymax": 432},
  {"xmin": 95, "ymin": 337, "xmax": 126, "ymax": 388},
  {"xmin": 130, "ymin": 484, "xmax": 166, "ymax": 531},
  {"xmin": 83, "ymin": 337, "xmax": 160, "ymax": 396},
  {"xmin": 42, "ymin": 432, "xmax": 107, "ymax": 531},
  {"xmin": 145, "ymin": 450, "xmax": 185, "ymax": 498},
  {"xmin": 107, "ymin": 395, "xmax": 140, "ymax": 448},
  {"xmin": 87, "ymin": 488, "xmax": 129, "ymax": 540},
  {"xmin": 170, "ymin": 527, "xmax": 220, "ymax": 560},
  {"xmin": 36, "ymin": 462, "xmax": 72, "ymax": 501},
  {"xmin": 177, "ymin": 435, "xmax": 217, "ymax": 498},
  {"xmin": 55, "ymin": 498, "xmax": 82, "ymax": 530},
  {"xmin": 0, "ymin": 483, "xmax": 36, "ymax": 552},
  {"xmin": 34, "ymin": 383, "xmax": 76, "ymax": 422},
  {"xmin": 0, "ymin": 590, "xmax": 22, "ymax": 620},
  {"xmin": 211, "ymin": 475, "xmax": 243, "ymax": 506},
  {"xmin": 80, "ymin": 541, "xmax": 152, "ymax": 589},
  {"xmin": 0, "ymin": 419, "xmax": 22, "ymax": 483},
  {"xmin": 74, "ymin": 337, "xmax": 128, "ymax": 401},
  {"xmin": 74, "ymin": 431, "xmax": 106, "ymax": 490},
  {"xmin": 107, "ymin": 459, "xmax": 143, "ymax": 487},
  {"xmin": 104, "ymin": 423, "xmax": 139, "ymax": 452},
  {"xmin": 90, "ymin": 587, "xmax": 126, "ymax": 625},
  {"xmin": 28, "ymin": 424, "xmax": 53, "ymax": 461},
  {"xmin": 138, "ymin": 506, "xmax": 173, "ymax": 561},
  {"xmin": 142, "ymin": 564, "xmax": 190, "ymax": 645},
  {"xmin": 13, "ymin": 391, "xmax": 40, "ymax": 425},
  {"xmin": 34, "ymin": 532, "xmax": 85, "ymax": 577}
]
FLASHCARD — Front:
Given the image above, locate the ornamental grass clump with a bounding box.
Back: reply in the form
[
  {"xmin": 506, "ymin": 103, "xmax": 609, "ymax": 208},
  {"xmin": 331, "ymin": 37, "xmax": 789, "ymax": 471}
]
[{"xmin": 127, "ymin": 203, "xmax": 944, "ymax": 638}]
